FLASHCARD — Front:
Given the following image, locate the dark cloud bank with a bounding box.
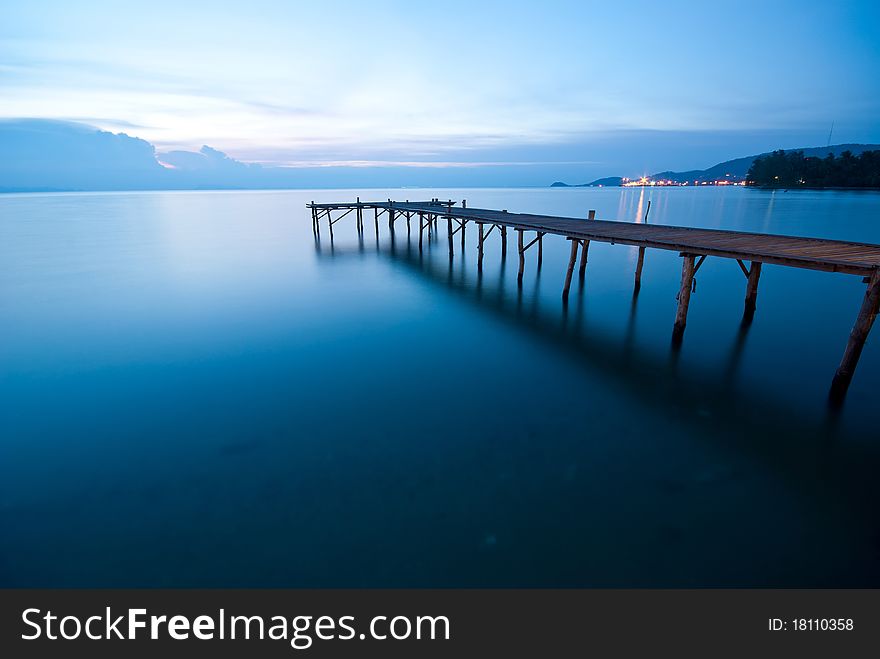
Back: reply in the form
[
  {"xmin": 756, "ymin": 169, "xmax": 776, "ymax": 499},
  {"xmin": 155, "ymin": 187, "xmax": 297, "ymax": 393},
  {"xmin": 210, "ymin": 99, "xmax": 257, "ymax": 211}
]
[{"xmin": 0, "ymin": 120, "xmax": 276, "ymax": 192}]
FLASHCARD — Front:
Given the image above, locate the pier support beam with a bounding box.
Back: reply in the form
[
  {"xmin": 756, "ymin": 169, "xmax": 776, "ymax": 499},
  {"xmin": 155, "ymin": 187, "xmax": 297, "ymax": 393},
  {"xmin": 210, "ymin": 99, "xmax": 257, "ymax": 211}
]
[
  {"xmin": 563, "ymin": 238, "xmax": 580, "ymax": 302},
  {"xmin": 579, "ymin": 210, "xmax": 595, "ymax": 276},
  {"xmin": 501, "ymin": 226, "xmax": 507, "ymax": 259},
  {"xmin": 672, "ymin": 254, "xmax": 696, "ymax": 344},
  {"xmin": 634, "ymin": 246, "xmax": 646, "ymax": 291},
  {"xmin": 537, "ymin": 234, "xmax": 543, "ymax": 268},
  {"xmin": 478, "ymin": 223, "xmax": 485, "ymax": 271},
  {"xmin": 830, "ymin": 269, "xmax": 880, "ymax": 403},
  {"xmin": 743, "ymin": 261, "xmax": 762, "ymax": 324},
  {"xmin": 578, "ymin": 239, "xmax": 590, "ymax": 275},
  {"xmin": 447, "ymin": 217, "xmax": 453, "ymax": 257},
  {"xmin": 517, "ymin": 229, "xmax": 525, "ymax": 284}
]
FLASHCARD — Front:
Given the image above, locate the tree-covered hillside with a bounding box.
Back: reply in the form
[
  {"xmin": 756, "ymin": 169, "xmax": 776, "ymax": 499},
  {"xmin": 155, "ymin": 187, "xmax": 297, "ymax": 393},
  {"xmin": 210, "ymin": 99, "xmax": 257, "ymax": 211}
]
[{"xmin": 747, "ymin": 150, "xmax": 880, "ymax": 188}]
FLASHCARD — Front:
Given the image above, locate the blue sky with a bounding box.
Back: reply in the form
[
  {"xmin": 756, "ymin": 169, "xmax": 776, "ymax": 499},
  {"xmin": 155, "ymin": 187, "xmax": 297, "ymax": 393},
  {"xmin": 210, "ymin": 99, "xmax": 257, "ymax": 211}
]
[{"xmin": 2, "ymin": 0, "xmax": 879, "ymax": 182}]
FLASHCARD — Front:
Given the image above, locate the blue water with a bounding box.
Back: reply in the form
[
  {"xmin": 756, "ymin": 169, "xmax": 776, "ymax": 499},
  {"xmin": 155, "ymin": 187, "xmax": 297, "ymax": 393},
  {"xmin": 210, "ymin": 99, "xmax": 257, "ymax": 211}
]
[{"xmin": 1, "ymin": 187, "xmax": 879, "ymax": 587}]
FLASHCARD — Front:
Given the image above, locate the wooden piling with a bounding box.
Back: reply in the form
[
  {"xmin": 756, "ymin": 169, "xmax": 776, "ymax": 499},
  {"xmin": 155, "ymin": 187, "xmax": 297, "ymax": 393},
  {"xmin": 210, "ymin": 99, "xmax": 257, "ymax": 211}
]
[
  {"xmin": 517, "ymin": 229, "xmax": 525, "ymax": 283},
  {"xmin": 447, "ymin": 217, "xmax": 453, "ymax": 256},
  {"xmin": 672, "ymin": 254, "xmax": 696, "ymax": 343},
  {"xmin": 478, "ymin": 223, "xmax": 485, "ymax": 270},
  {"xmin": 578, "ymin": 211, "xmax": 595, "ymax": 275},
  {"xmin": 563, "ymin": 239, "xmax": 580, "ymax": 301},
  {"xmin": 579, "ymin": 240, "xmax": 590, "ymax": 275},
  {"xmin": 634, "ymin": 246, "xmax": 646, "ymax": 291},
  {"xmin": 742, "ymin": 261, "xmax": 762, "ymax": 323},
  {"xmin": 830, "ymin": 269, "xmax": 880, "ymax": 401},
  {"xmin": 308, "ymin": 197, "xmax": 880, "ymax": 398},
  {"xmin": 537, "ymin": 234, "xmax": 543, "ymax": 268},
  {"xmin": 501, "ymin": 225, "xmax": 507, "ymax": 259}
]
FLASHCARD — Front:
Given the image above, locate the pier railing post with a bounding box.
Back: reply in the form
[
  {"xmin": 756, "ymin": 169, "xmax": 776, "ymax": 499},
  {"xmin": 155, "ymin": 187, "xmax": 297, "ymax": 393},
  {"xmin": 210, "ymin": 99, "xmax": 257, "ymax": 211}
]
[
  {"xmin": 830, "ymin": 269, "xmax": 880, "ymax": 402},
  {"xmin": 672, "ymin": 254, "xmax": 696, "ymax": 344}
]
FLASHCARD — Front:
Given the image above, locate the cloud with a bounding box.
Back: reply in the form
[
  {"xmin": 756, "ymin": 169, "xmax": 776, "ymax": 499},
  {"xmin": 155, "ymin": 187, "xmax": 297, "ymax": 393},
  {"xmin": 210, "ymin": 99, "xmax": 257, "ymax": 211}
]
[
  {"xmin": 157, "ymin": 145, "xmax": 260, "ymax": 171},
  {"xmin": 0, "ymin": 119, "xmax": 279, "ymax": 191},
  {"xmin": 0, "ymin": 118, "xmax": 167, "ymax": 190}
]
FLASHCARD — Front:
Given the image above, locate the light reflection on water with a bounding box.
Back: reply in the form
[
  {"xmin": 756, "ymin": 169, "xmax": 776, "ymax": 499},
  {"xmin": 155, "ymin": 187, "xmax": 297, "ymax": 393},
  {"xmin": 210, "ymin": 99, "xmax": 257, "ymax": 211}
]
[{"xmin": 0, "ymin": 187, "xmax": 878, "ymax": 587}]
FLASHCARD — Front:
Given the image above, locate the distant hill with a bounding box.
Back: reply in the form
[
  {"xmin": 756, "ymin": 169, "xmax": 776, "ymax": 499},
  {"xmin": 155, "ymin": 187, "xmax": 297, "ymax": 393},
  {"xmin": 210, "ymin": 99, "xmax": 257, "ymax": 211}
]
[
  {"xmin": 552, "ymin": 176, "xmax": 622, "ymax": 188},
  {"xmin": 552, "ymin": 144, "xmax": 880, "ymax": 187},
  {"xmin": 653, "ymin": 144, "xmax": 880, "ymax": 183}
]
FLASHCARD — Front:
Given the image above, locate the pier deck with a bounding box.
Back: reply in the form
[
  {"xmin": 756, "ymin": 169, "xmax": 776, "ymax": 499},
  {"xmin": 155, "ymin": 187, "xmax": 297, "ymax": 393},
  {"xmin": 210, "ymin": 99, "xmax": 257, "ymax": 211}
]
[{"xmin": 307, "ymin": 199, "xmax": 880, "ymax": 401}]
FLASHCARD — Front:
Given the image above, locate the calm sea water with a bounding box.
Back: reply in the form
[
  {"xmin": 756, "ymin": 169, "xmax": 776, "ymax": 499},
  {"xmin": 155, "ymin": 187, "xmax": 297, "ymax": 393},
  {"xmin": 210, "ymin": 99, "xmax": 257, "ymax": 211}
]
[{"xmin": 1, "ymin": 187, "xmax": 879, "ymax": 587}]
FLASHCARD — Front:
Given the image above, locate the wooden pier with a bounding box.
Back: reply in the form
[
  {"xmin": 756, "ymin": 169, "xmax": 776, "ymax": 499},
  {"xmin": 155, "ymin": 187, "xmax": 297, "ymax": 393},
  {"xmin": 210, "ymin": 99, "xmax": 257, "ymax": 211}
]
[{"xmin": 307, "ymin": 198, "xmax": 880, "ymax": 401}]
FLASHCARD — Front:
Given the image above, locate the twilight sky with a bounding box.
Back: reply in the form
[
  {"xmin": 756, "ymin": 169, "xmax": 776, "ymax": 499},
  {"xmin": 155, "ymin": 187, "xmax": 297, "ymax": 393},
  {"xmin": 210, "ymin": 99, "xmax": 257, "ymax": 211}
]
[{"xmin": 2, "ymin": 0, "xmax": 879, "ymax": 183}]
